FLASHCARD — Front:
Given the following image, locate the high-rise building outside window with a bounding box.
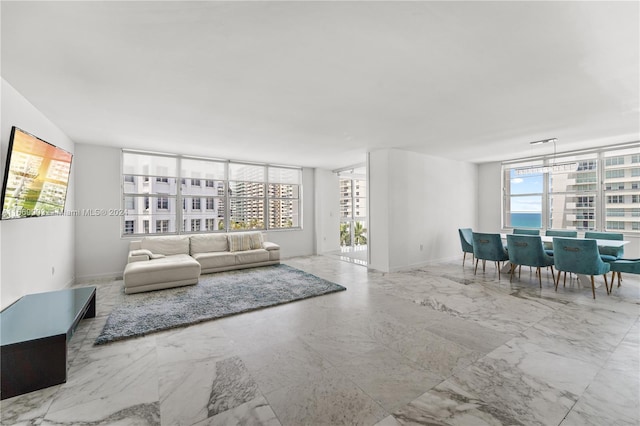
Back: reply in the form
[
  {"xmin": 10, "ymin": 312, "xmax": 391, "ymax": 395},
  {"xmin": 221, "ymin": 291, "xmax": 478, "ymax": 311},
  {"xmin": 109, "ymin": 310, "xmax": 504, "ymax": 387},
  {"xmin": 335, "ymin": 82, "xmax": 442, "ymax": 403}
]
[
  {"xmin": 157, "ymin": 197, "xmax": 169, "ymax": 210},
  {"xmin": 156, "ymin": 220, "xmax": 169, "ymax": 233},
  {"xmin": 124, "ymin": 220, "xmax": 134, "ymax": 234}
]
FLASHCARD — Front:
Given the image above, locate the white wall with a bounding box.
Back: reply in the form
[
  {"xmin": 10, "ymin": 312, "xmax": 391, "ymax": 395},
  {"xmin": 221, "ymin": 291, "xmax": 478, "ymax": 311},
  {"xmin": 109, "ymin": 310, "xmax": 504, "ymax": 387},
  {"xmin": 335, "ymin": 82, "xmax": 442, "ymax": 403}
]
[
  {"xmin": 477, "ymin": 162, "xmax": 503, "ymax": 233},
  {"xmin": 1, "ymin": 79, "xmax": 76, "ymax": 310},
  {"xmin": 313, "ymin": 168, "xmax": 340, "ymax": 254},
  {"xmin": 368, "ymin": 150, "xmax": 391, "ymax": 271},
  {"xmin": 74, "ymin": 144, "xmax": 129, "ymax": 280},
  {"xmin": 73, "ymin": 144, "xmax": 317, "ymax": 281},
  {"xmin": 368, "ymin": 149, "xmax": 478, "ymax": 272}
]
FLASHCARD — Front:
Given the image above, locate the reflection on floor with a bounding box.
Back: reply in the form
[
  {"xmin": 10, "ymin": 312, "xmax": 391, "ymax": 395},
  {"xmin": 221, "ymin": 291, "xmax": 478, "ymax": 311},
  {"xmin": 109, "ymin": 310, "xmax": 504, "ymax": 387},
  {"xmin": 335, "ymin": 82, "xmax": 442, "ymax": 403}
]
[
  {"xmin": 2, "ymin": 257, "xmax": 638, "ymax": 425},
  {"xmin": 329, "ymin": 244, "xmax": 368, "ymax": 266}
]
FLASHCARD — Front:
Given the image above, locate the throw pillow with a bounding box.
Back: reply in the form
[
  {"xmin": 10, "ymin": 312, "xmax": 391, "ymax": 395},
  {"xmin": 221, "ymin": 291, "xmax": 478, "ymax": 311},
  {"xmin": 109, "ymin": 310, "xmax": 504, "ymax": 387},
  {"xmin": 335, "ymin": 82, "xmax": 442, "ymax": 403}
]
[
  {"xmin": 228, "ymin": 233, "xmax": 252, "ymax": 252},
  {"xmin": 249, "ymin": 232, "xmax": 264, "ymax": 250}
]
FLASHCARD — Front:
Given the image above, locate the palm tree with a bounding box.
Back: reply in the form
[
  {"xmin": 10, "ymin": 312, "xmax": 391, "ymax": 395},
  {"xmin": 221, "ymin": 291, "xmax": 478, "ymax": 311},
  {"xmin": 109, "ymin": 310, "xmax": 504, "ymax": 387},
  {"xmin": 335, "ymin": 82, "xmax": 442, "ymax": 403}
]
[
  {"xmin": 354, "ymin": 221, "xmax": 367, "ymax": 245},
  {"xmin": 340, "ymin": 222, "xmax": 351, "ymax": 246}
]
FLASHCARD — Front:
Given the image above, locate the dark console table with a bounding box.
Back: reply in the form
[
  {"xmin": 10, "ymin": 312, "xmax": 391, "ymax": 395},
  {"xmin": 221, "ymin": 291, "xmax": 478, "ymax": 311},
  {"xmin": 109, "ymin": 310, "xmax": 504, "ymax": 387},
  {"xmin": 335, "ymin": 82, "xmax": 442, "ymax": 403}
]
[{"xmin": 0, "ymin": 286, "xmax": 96, "ymax": 400}]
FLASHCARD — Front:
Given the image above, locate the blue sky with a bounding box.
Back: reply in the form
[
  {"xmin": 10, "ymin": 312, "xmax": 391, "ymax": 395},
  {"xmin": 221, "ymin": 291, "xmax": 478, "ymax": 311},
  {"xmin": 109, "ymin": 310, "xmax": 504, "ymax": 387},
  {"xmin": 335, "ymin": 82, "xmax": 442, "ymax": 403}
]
[{"xmin": 510, "ymin": 170, "xmax": 543, "ymax": 212}]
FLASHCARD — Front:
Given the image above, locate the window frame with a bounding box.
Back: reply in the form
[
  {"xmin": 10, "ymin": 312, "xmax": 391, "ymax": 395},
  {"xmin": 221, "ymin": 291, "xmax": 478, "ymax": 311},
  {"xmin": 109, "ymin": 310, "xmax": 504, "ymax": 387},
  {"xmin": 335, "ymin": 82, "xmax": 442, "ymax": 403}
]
[
  {"xmin": 121, "ymin": 151, "xmax": 303, "ymax": 236},
  {"xmin": 502, "ymin": 143, "xmax": 640, "ymax": 234}
]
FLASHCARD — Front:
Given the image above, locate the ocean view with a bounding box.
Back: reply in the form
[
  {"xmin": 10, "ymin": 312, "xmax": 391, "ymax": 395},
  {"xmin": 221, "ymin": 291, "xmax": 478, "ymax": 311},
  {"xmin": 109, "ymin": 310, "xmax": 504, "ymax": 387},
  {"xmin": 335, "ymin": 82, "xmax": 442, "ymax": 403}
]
[{"xmin": 511, "ymin": 212, "xmax": 542, "ymax": 228}]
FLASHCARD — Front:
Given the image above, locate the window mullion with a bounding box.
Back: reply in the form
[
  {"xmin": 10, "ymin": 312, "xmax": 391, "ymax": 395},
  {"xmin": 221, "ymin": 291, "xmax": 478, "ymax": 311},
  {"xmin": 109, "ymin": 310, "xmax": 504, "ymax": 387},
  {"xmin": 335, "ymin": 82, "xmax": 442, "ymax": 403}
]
[
  {"xmin": 176, "ymin": 157, "xmax": 183, "ymax": 234},
  {"xmin": 597, "ymin": 151, "xmax": 604, "ymax": 231},
  {"xmin": 543, "ymin": 158, "xmax": 550, "ymax": 230}
]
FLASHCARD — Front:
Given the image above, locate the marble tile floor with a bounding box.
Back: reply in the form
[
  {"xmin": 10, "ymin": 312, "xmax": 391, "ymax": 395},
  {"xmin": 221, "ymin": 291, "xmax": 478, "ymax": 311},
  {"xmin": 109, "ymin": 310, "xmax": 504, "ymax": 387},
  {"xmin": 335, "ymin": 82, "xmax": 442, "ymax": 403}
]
[{"xmin": 2, "ymin": 256, "xmax": 638, "ymax": 425}]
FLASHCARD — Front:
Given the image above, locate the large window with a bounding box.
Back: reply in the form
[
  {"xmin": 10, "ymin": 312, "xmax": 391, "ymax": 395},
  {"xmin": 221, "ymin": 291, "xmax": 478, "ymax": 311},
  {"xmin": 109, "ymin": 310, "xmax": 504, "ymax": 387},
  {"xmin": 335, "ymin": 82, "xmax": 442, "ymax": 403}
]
[
  {"xmin": 122, "ymin": 151, "xmax": 302, "ymax": 235},
  {"xmin": 503, "ymin": 143, "xmax": 640, "ymax": 233},
  {"xmin": 181, "ymin": 158, "xmax": 226, "ymax": 233},
  {"xmin": 268, "ymin": 167, "xmax": 301, "ymax": 229},
  {"xmin": 122, "ymin": 152, "xmax": 178, "ymax": 234},
  {"xmin": 504, "ymin": 160, "xmax": 543, "ymax": 228},
  {"xmin": 548, "ymin": 153, "xmax": 598, "ymax": 231},
  {"xmin": 603, "ymin": 146, "xmax": 640, "ymax": 232},
  {"xmin": 229, "ymin": 163, "xmax": 265, "ymax": 230}
]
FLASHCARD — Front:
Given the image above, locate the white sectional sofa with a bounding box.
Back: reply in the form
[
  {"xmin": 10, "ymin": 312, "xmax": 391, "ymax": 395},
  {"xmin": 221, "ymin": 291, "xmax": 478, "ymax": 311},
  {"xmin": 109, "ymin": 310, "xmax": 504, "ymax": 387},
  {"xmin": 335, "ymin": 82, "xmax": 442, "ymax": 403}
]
[{"xmin": 123, "ymin": 232, "xmax": 280, "ymax": 294}]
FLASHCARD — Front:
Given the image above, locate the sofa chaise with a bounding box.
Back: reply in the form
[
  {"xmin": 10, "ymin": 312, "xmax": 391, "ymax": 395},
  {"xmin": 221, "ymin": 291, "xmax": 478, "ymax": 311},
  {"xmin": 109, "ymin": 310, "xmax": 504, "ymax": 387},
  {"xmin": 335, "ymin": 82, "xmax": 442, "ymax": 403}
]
[{"xmin": 123, "ymin": 232, "xmax": 280, "ymax": 294}]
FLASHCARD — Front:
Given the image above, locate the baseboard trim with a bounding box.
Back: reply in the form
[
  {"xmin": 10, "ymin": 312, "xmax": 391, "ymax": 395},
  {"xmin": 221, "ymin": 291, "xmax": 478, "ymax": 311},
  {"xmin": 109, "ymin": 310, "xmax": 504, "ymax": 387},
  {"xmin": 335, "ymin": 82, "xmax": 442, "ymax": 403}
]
[{"xmin": 75, "ymin": 272, "xmax": 123, "ymax": 284}]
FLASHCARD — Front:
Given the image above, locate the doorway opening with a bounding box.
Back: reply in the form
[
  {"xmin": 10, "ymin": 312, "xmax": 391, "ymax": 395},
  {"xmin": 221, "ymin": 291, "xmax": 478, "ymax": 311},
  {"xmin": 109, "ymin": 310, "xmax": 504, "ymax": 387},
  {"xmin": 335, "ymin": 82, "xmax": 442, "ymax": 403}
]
[{"xmin": 337, "ymin": 165, "xmax": 367, "ymax": 265}]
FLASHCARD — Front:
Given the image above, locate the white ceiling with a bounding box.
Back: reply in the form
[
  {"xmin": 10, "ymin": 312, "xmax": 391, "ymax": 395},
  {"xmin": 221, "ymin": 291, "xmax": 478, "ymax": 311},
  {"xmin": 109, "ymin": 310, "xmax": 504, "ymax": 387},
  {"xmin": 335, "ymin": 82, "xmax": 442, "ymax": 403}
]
[{"xmin": 2, "ymin": 1, "xmax": 638, "ymax": 170}]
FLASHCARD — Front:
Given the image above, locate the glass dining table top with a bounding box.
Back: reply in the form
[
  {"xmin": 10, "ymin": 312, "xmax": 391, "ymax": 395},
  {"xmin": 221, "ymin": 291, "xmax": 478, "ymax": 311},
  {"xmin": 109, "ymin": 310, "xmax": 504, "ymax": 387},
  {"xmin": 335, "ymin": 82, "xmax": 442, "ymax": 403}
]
[{"xmin": 500, "ymin": 233, "xmax": 629, "ymax": 248}]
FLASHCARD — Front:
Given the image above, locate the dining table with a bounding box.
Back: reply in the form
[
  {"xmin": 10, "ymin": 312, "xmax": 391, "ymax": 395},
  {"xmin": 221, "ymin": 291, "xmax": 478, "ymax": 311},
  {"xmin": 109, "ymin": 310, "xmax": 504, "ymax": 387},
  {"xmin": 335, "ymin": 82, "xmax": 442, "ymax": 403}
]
[{"xmin": 500, "ymin": 233, "xmax": 629, "ymax": 248}]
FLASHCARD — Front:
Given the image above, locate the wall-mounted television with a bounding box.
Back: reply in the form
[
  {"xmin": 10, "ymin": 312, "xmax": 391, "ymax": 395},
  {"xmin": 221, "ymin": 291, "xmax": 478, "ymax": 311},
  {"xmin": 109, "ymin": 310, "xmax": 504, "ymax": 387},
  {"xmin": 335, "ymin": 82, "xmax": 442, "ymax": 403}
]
[{"xmin": 1, "ymin": 127, "xmax": 73, "ymax": 219}]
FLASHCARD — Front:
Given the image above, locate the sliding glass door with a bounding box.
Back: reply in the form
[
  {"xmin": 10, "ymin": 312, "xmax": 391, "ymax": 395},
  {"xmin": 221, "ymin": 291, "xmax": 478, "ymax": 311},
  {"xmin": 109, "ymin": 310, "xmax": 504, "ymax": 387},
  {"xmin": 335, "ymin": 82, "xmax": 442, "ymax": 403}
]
[{"xmin": 338, "ymin": 166, "xmax": 367, "ymax": 262}]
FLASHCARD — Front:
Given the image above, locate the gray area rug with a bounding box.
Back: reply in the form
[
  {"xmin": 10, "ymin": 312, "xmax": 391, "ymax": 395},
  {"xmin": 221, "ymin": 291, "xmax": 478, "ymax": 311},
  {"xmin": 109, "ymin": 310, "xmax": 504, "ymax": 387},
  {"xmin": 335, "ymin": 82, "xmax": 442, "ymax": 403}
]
[{"xmin": 95, "ymin": 264, "xmax": 346, "ymax": 345}]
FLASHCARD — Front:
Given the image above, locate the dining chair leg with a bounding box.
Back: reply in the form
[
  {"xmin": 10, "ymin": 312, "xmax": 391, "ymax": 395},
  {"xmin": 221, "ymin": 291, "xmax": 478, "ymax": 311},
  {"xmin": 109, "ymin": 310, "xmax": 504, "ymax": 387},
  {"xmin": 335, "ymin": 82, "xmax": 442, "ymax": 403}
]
[
  {"xmin": 463, "ymin": 252, "xmax": 466, "ymax": 266},
  {"xmin": 555, "ymin": 269, "xmax": 560, "ymax": 291},
  {"xmin": 563, "ymin": 272, "xmax": 567, "ymax": 287},
  {"xmin": 604, "ymin": 274, "xmax": 610, "ymax": 295},
  {"xmin": 617, "ymin": 271, "xmax": 622, "ymax": 287},
  {"xmin": 590, "ymin": 275, "xmax": 596, "ymax": 299},
  {"xmin": 474, "ymin": 259, "xmax": 479, "ymax": 275},
  {"xmin": 509, "ymin": 263, "xmax": 515, "ymax": 282},
  {"xmin": 537, "ymin": 267, "xmax": 542, "ymax": 288},
  {"xmin": 482, "ymin": 260, "xmax": 486, "ymax": 272},
  {"xmin": 496, "ymin": 262, "xmax": 501, "ymax": 280}
]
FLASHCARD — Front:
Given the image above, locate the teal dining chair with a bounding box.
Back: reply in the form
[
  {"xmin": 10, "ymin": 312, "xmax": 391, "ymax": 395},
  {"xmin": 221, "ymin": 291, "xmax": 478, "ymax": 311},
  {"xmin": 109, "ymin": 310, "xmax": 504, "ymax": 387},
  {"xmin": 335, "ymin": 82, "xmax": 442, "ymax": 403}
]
[
  {"xmin": 506, "ymin": 234, "xmax": 554, "ymax": 288},
  {"xmin": 458, "ymin": 228, "xmax": 474, "ymax": 267},
  {"xmin": 509, "ymin": 229, "xmax": 540, "ymax": 272},
  {"xmin": 472, "ymin": 232, "xmax": 509, "ymax": 279},
  {"xmin": 544, "ymin": 229, "xmax": 578, "ymax": 256},
  {"xmin": 513, "ymin": 228, "xmax": 540, "ymax": 235},
  {"xmin": 608, "ymin": 258, "xmax": 640, "ymax": 290},
  {"xmin": 552, "ymin": 237, "xmax": 611, "ymax": 299},
  {"xmin": 584, "ymin": 231, "xmax": 624, "ymax": 262}
]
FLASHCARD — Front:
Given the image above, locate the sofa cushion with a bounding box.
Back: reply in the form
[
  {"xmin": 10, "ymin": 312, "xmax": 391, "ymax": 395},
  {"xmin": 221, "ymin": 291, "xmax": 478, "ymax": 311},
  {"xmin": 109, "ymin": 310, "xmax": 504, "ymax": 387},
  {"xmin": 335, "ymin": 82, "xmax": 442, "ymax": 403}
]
[
  {"xmin": 141, "ymin": 236, "xmax": 190, "ymax": 256},
  {"xmin": 234, "ymin": 249, "xmax": 269, "ymax": 264},
  {"xmin": 124, "ymin": 254, "xmax": 200, "ymax": 288},
  {"xmin": 192, "ymin": 252, "xmax": 237, "ymax": 270},
  {"xmin": 190, "ymin": 233, "xmax": 228, "ymax": 254}
]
